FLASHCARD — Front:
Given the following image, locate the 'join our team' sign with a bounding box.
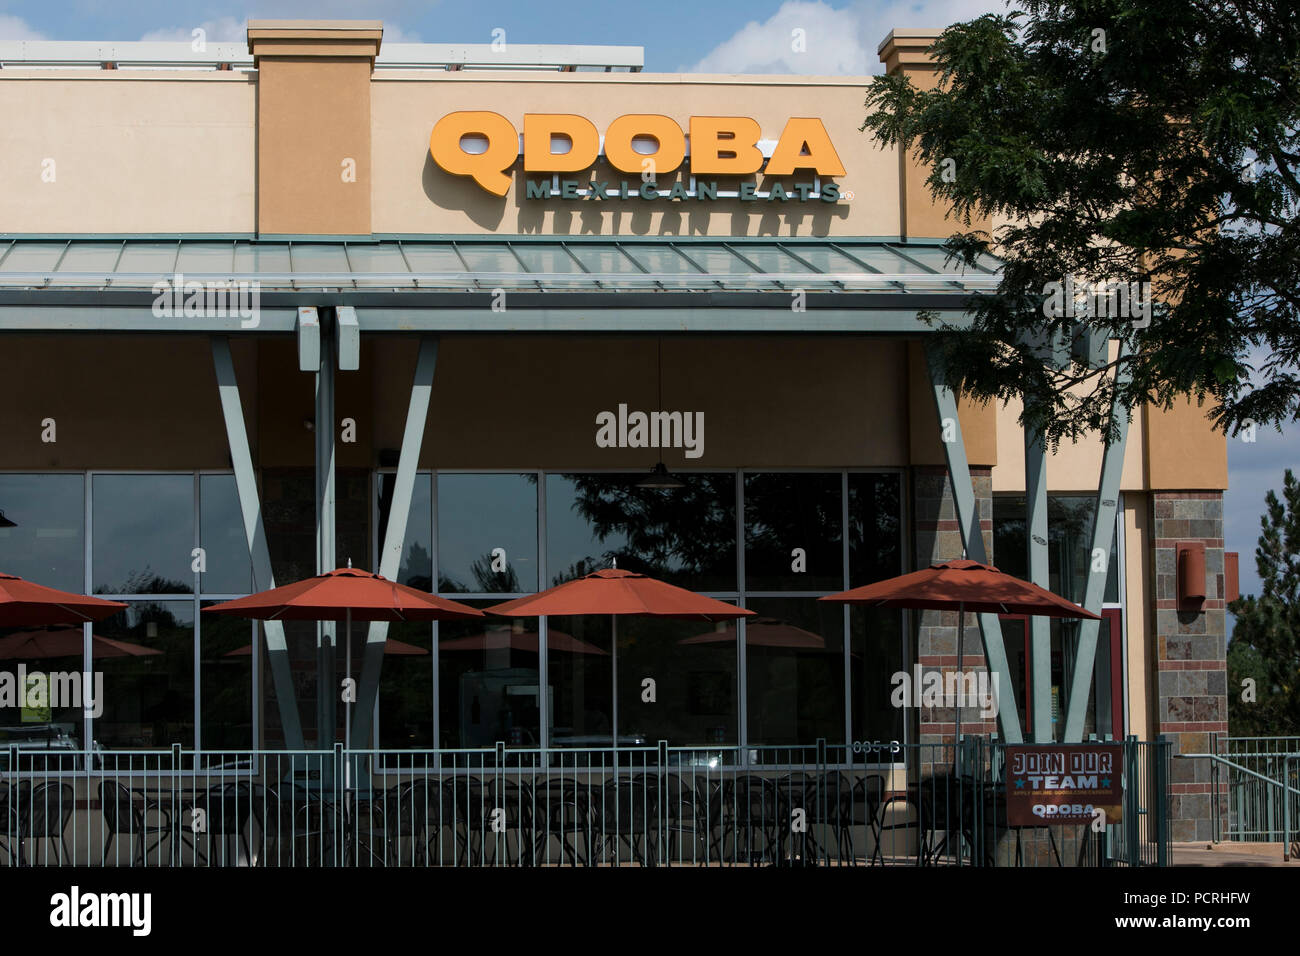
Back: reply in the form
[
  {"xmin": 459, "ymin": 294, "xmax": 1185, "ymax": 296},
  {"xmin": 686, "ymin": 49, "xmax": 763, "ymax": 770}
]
[{"xmin": 429, "ymin": 112, "xmax": 847, "ymax": 203}]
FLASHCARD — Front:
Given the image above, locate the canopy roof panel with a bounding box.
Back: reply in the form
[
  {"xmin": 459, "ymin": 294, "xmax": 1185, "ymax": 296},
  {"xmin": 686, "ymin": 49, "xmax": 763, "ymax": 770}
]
[{"xmin": 0, "ymin": 237, "xmax": 1002, "ymax": 295}]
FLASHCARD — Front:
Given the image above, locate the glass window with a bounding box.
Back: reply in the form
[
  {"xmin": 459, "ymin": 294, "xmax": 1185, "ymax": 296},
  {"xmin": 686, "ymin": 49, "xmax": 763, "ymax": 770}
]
[
  {"xmin": 0, "ymin": 623, "xmax": 91, "ymax": 750},
  {"xmin": 744, "ymin": 597, "xmax": 845, "ymax": 746},
  {"xmin": 0, "ymin": 474, "xmax": 84, "ymax": 591},
  {"xmin": 438, "ymin": 474, "xmax": 538, "ymax": 594},
  {"xmin": 546, "ymin": 473, "xmax": 736, "ymax": 591},
  {"xmin": 617, "ymin": 614, "xmax": 739, "ymax": 747},
  {"xmin": 95, "ymin": 601, "xmax": 195, "ymax": 750},
  {"xmin": 93, "ymin": 474, "xmax": 194, "ymax": 595},
  {"xmin": 199, "ymin": 474, "xmax": 252, "ymax": 595},
  {"xmin": 992, "ymin": 495, "xmax": 1119, "ymax": 604},
  {"xmin": 544, "ymin": 614, "xmax": 613, "ymax": 749},
  {"xmin": 377, "ymin": 620, "xmax": 434, "ymax": 750},
  {"xmin": 376, "ymin": 473, "xmax": 433, "ymax": 589},
  {"xmin": 744, "ymin": 473, "xmax": 842, "ymax": 591},
  {"xmin": 198, "ymin": 605, "xmax": 254, "ymax": 752},
  {"xmin": 850, "ymin": 607, "xmax": 905, "ymax": 750},
  {"xmin": 439, "ymin": 604, "xmax": 544, "ymax": 749}
]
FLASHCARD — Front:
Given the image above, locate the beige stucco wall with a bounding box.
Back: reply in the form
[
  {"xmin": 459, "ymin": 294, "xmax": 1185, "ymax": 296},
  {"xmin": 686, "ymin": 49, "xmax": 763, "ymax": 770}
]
[
  {"xmin": 371, "ymin": 73, "xmax": 894, "ymax": 238},
  {"xmin": 991, "ymin": 397, "xmax": 1148, "ymax": 493},
  {"xmin": 0, "ymin": 71, "xmax": 255, "ymax": 235},
  {"xmin": 371, "ymin": 334, "xmax": 912, "ymax": 468},
  {"xmin": 0, "ymin": 334, "xmax": 257, "ymax": 469}
]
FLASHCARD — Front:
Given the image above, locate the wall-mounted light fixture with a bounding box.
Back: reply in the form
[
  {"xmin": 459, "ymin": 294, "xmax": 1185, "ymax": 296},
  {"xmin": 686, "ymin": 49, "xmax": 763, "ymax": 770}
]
[{"xmin": 1177, "ymin": 541, "xmax": 1206, "ymax": 609}]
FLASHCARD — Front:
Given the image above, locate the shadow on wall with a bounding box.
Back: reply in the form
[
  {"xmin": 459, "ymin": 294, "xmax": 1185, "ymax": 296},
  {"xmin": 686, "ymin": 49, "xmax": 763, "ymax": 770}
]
[{"xmin": 421, "ymin": 155, "xmax": 852, "ymax": 237}]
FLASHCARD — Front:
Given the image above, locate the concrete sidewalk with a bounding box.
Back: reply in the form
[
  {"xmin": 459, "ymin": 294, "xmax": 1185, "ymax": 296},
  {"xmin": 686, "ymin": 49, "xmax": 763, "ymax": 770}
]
[{"xmin": 1172, "ymin": 842, "xmax": 1300, "ymax": 866}]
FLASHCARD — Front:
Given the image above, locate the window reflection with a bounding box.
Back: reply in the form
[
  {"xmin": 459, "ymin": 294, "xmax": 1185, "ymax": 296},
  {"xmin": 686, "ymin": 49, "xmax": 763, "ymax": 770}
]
[
  {"xmin": 992, "ymin": 495, "xmax": 1119, "ymax": 604},
  {"xmin": 0, "ymin": 624, "xmax": 90, "ymax": 750},
  {"xmin": 199, "ymin": 475, "xmax": 252, "ymax": 595},
  {"xmin": 95, "ymin": 601, "xmax": 195, "ymax": 749},
  {"xmin": 545, "ymin": 473, "xmax": 736, "ymax": 591},
  {"xmin": 439, "ymin": 605, "xmax": 546, "ymax": 747},
  {"xmin": 438, "ymin": 474, "xmax": 538, "ymax": 593},
  {"xmin": 544, "ymin": 615, "xmax": 613, "ymax": 748},
  {"xmin": 93, "ymin": 475, "xmax": 193, "ymax": 595},
  {"xmin": 199, "ymin": 604, "xmax": 254, "ymax": 752},
  {"xmin": 376, "ymin": 473, "xmax": 433, "ymax": 589},
  {"xmin": 744, "ymin": 473, "xmax": 842, "ymax": 591},
  {"xmin": 0, "ymin": 474, "xmax": 84, "ymax": 591},
  {"xmin": 744, "ymin": 597, "xmax": 845, "ymax": 746}
]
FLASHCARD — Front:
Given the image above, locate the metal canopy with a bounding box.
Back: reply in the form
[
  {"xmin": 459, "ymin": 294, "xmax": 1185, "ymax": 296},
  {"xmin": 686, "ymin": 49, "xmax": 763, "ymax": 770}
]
[{"xmin": 0, "ymin": 237, "xmax": 1001, "ymax": 295}]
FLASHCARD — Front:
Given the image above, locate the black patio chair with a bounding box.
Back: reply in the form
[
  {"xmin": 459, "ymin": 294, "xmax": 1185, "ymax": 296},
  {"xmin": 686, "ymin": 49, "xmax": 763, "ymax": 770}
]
[
  {"xmin": 16, "ymin": 782, "xmax": 74, "ymax": 865},
  {"xmin": 532, "ymin": 776, "xmax": 597, "ymax": 866},
  {"xmin": 651, "ymin": 773, "xmax": 708, "ymax": 865},
  {"xmin": 382, "ymin": 780, "xmax": 437, "ymax": 866},
  {"xmin": 98, "ymin": 781, "xmax": 171, "ymax": 866},
  {"xmin": 180, "ymin": 782, "xmax": 264, "ymax": 866},
  {"xmin": 595, "ymin": 775, "xmax": 657, "ymax": 866},
  {"xmin": 707, "ymin": 774, "xmax": 782, "ymax": 866},
  {"xmin": 853, "ymin": 774, "xmax": 888, "ymax": 865},
  {"xmin": 444, "ymin": 776, "xmax": 492, "ymax": 865},
  {"xmin": 0, "ymin": 782, "xmax": 16, "ymax": 865}
]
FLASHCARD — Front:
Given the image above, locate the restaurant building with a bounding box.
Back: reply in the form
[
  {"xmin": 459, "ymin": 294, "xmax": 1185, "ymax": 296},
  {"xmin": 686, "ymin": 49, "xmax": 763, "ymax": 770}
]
[{"xmin": 0, "ymin": 21, "xmax": 1228, "ymax": 844}]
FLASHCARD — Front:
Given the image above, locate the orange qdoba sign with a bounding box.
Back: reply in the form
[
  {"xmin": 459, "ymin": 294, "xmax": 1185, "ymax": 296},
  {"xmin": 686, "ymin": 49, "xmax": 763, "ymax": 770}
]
[{"xmin": 429, "ymin": 111, "xmax": 847, "ymax": 201}]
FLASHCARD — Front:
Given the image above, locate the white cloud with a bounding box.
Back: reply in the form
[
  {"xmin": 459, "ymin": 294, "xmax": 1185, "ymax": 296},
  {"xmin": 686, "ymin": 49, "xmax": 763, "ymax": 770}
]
[
  {"xmin": 138, "ymin": 17, "xmax": 418, "ymax": 46},
  {"xmin": 683, "ymin": 0, "xmax": 1002, "ymax": 74},
  {"xmin": 0, "ymin": 14, "xmax": 46, "ymax": 41}
]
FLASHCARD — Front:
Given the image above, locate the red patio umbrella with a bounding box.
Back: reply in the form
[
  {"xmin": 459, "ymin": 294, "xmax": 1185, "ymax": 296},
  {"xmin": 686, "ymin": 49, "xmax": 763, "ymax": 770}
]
[
  {"xmin": 487, "ymin": 567, "xmax": 753, "ymax": 746},
  {"xmin": 679, "ymin": 617, "xmax": 826, "ymax": 649},
  {"xmin": 0, "ymin": 572, "xmax": 126, "ymax": 627},
  {"xmin": 819, "ymin": 559, "xmax": 1100, "ymax": 739},
  {"xmin": 440, "ymin": 627, "xmax": 608, "ymax": 656},
  {"xmin": 204, "ymin": 567, "xmax": 484, "ymax": 759},
  {"xmin": 0, "ymin": 626, "xmax": 161, "ymax": 660}
]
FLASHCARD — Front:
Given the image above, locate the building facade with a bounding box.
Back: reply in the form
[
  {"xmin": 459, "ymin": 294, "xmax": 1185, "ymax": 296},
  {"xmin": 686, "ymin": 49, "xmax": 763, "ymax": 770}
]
[{"xmin": 0, "ymin": 22, "xmax": 1228, "ymax": 842}]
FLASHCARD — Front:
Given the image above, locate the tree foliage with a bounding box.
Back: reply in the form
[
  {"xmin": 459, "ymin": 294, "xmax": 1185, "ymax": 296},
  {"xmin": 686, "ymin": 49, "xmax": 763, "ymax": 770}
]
[
  {"xmin": 1228, "ymin": 469, "xmax": 1300, "ymax": 735},
  {"xmin": 863, "ymin": 0, "xmax": 1300, "ymax": 447}
]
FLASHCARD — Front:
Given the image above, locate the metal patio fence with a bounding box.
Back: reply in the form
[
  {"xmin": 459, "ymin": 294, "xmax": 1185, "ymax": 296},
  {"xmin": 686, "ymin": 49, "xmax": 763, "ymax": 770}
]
[
  {"xmin": 0, "ymin": 737, "xmax": 1169, "ymax": 867},
  {"xmin": 1208, "ymin": 735, "xmax": 1300, "ymax": 846}
]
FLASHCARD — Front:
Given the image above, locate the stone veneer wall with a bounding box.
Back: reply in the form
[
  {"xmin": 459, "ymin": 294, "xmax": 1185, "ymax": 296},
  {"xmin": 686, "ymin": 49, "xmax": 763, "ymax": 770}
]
[{"xmin": 1152, "ymin": 491, "xmax": 1228, "ymax": 843}]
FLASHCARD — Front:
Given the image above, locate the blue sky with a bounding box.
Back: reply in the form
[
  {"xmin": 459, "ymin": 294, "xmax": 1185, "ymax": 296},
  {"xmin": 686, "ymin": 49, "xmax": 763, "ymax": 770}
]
[{"xmin": 1, "ymin": 0, "xmax": 1294, "ymax": 604}]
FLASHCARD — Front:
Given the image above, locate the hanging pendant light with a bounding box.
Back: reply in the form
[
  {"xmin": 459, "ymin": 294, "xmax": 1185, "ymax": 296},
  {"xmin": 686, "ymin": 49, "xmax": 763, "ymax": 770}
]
[
  {"xmin": 635, "ymin": 335, "xmax": 686, "ymax": 490},
  {"xmin": 635, "ymin": 461, "xmax": 686, "ymax": 490}
]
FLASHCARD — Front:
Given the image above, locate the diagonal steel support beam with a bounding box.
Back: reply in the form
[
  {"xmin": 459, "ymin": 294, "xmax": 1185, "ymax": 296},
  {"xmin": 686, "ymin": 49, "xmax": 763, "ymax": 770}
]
[
  {"xmin": 350, "ymin": 336, "xmax": 439, "ymax": 750},
  {"xmin": 1063, "ymin": 341, "xmax": 1132, "ymax": 741},
  {"xmin": 925, "ymin": 343, "xmax": 1024, "ymax": 743},
  {"xmin": 211, "ymin": 336, "xmax": 305, "ymax": 749},
  {"xmin": 1025, "ymin": 427, "xmax": 1052, "ymax": 741}
]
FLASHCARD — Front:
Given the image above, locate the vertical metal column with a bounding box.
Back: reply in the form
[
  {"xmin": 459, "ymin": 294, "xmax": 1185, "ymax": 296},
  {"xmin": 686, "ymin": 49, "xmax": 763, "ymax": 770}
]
[
  {"xmin": 1025, "ymin": 426, "xmax": 1052, "ymax": 741},
  {"xmin": 317, "ymin": 318, "xmax": 337, "ymax": 747},
  {"xmin": 925, "ymin": 343, "xmax": 1024, "ymax": 743},
  {"xmin": 351, "ymin": 336, "xmax": 439, "ymax": 751},
  {"xmin": 211, "ymin": 336, "xmax": 305, "ymax": 749}
]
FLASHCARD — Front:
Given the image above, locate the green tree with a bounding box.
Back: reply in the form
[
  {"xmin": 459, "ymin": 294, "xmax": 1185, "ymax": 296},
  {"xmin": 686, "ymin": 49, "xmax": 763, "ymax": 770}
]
[
  {"xmin": 1228, "ymin": 469, "xmax": 1300, "ymax": 734},
  {"xmin": 862, "ymin": 1, "xmax": 1300, "ymax": 446}
]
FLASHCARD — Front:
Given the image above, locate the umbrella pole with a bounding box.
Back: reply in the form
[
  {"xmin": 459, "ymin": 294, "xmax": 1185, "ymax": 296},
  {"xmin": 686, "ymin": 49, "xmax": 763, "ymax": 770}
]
[
  {"xmin": 345, "ymin": 608, "xmax": 352, "ymax": 797},
  {"xmin": 611, "ymin": 615, "xmax": 618, "ymax": 757},
  {"xmin": 955, "ymin": 601, "xmax": 964, "ymax": 752}
]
